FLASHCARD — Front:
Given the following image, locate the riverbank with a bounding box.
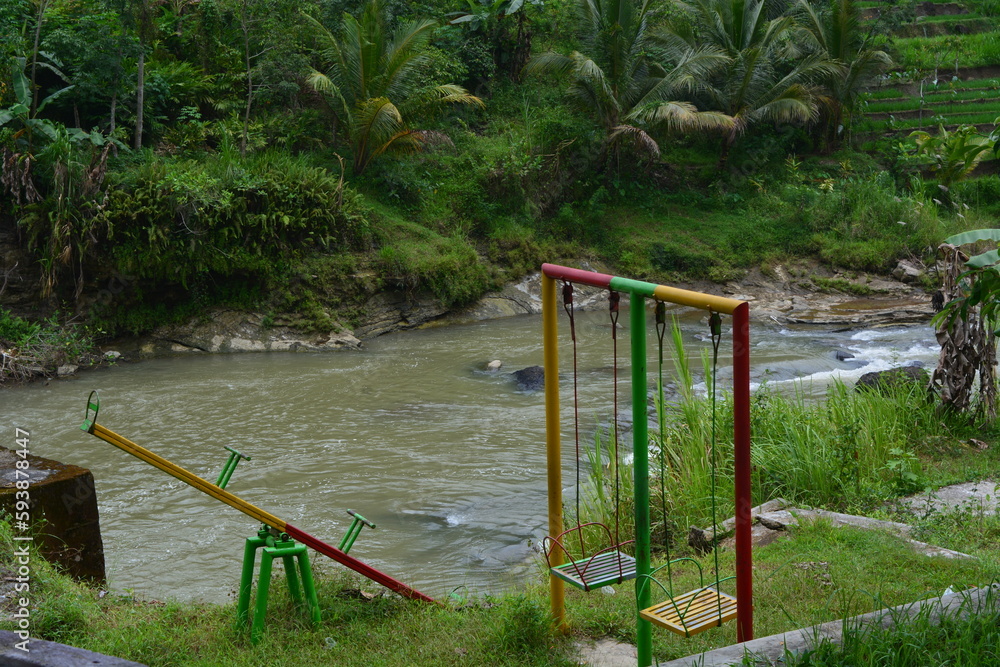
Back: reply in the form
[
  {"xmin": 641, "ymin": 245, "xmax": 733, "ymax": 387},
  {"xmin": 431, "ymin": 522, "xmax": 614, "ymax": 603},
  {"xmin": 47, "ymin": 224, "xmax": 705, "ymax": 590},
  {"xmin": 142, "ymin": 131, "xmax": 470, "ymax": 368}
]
[{"xmin": 81, "ymin": 258, "xmax": 936, "ymax": 365}]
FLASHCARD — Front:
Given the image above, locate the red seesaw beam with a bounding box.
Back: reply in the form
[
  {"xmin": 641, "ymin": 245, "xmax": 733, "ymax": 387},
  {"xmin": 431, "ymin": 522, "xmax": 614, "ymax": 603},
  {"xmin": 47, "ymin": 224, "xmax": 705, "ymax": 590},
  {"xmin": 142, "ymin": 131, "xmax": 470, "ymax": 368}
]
[{"xmin": 82, "ymin": 420, "xmax": 437, "ymax": 604}]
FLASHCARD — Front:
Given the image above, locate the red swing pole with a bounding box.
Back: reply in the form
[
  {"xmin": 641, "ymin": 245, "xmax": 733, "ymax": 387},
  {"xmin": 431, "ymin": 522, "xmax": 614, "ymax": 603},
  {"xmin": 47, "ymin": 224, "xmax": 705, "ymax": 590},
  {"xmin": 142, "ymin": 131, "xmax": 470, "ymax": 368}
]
[{"xmin": 732, "ymin": 301, "xmax": 753, "ymax": 643}]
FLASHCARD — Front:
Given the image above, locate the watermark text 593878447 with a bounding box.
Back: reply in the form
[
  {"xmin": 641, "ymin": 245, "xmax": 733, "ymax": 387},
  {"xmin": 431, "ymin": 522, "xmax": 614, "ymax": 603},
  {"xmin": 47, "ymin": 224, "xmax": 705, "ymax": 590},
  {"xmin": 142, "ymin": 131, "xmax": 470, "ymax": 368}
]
[{"xmin": 11, "ymin": 427, "xmax": 32, "ymax": 652}]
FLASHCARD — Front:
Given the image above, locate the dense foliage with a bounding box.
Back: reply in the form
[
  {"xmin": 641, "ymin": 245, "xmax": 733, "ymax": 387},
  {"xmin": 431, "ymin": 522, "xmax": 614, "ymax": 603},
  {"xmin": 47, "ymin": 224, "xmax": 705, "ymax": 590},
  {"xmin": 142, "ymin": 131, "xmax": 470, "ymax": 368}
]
[{"xmin": 0, "ymin": 0, "xmax": 997, "ymax": 343}]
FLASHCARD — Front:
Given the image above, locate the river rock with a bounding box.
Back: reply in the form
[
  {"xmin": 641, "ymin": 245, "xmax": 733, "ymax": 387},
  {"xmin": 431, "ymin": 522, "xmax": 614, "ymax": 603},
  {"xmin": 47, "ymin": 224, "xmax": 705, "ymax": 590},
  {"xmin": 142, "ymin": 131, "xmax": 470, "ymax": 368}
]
[
  {"xmin": 486, "ymin": 360, "xmax": 502, "ymax": 371},
  {"xmin": 445, "ymin": 264, "xmax": 616, "ymax": 325},
  {"xmin": 833, "ymin": 349, "xmax": 854, "ymax": 361},
  {"xmin": 855, "ymin": 365, "xmax": 929, "ymax": 393},
  {"xmin": 892, "ymin": 259, "xmax": 926, "ymax": 284},
  {"xmin": 130, "ymin": 309, "xmax": 362, "ymax": 356},
  {"xmin": 354, "ymin": 290, "xmax": 450, "ymax": 338},
  {"xmin": 57, "ymin": 364, "xmax": 78, "ymax": 376},
  {"xmin": 513, "ymin": 366, "xmax": 544, "ymax": 391}
]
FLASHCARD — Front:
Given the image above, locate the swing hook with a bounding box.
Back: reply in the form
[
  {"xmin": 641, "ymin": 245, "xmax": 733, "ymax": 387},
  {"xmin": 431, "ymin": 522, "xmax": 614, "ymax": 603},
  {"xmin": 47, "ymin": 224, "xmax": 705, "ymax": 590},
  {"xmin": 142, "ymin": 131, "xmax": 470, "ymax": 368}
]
[
  {"xmin": 609, "ymin": 290, "xmax": 620, "ymax": 338},
  {"xmin": 709, "ymin": 311, "xmax": 722, "ymax": 340},
  {"xmin": 655, "ymin": 301, "xmax": 667, "ymax": 342},
  {"xmin": 562, "ymin": 281, "xmax": 576, "ymax": 341}
]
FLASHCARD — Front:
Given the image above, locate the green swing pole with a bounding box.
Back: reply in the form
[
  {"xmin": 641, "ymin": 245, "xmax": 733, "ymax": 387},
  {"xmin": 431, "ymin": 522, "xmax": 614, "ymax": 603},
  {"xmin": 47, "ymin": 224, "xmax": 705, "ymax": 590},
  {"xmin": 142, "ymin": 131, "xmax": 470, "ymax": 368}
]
[{"xmin": 628, "ymin": 290, "xmax": 652, "ymax": 666}]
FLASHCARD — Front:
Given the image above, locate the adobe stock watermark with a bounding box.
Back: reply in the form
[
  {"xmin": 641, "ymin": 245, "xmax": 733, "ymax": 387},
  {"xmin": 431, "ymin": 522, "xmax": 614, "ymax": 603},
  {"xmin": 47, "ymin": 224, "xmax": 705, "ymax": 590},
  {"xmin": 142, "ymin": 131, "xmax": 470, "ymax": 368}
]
[
  {"xmin": 91, "ymin": 271, "xmax": 137, "ymax": 311},
  {"xmin": 11, "ymin": 427, "xmax": 32, "ymax": 653}
]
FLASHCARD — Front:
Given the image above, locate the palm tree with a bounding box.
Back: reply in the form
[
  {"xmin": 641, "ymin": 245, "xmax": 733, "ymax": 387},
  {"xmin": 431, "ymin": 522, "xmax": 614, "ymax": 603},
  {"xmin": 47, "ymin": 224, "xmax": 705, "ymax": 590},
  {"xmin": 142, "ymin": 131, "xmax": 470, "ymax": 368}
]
[
  {"xmin": 525, "ymin": 0, "xmax": 733, "ymax": 163},
  {"xmin": 793, "ymin": 0, "xmax": 891, "ymax": 149},
  {"xmin": 661, "ymin": 0, "xmax": 844, "ymax": 167},
  {"xmin": 306, "ymin": 0, "xmax": 483, "ymax": 175}
]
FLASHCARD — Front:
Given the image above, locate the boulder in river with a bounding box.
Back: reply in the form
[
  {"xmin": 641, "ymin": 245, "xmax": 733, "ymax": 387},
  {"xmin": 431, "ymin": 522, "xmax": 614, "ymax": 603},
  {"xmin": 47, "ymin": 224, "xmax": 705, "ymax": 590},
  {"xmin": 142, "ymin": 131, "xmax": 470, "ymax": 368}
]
[
  {"xmin": 855, "ymin": 365, "xmax": 929, "ymax": 394},
  {"xmin": 513, "ymin": 366, "xmax": 544, "ymax": 391}
]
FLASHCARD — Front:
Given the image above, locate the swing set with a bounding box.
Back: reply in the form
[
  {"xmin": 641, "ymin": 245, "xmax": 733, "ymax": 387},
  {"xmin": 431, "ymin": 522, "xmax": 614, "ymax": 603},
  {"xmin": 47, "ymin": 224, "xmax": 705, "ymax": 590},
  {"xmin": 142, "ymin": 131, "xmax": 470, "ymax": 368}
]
[{"xmin": 540, "ymin": 264, "xmax": 752, "ymax": 667}]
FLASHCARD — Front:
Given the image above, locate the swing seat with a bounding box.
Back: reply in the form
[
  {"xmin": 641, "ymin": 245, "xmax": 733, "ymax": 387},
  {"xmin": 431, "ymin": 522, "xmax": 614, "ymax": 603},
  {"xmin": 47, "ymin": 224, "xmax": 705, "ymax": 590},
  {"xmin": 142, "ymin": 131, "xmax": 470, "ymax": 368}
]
[
  {"xmin": 640, "ymin": 587, "xmax": 737, "ymax": 637},
  {"xmin": 550, "ymin": 549, "xmax": 637, "ymax": 591},
  {"xmin": 544, "ymin": 523, "xmax": 637, "ymax": 591}
]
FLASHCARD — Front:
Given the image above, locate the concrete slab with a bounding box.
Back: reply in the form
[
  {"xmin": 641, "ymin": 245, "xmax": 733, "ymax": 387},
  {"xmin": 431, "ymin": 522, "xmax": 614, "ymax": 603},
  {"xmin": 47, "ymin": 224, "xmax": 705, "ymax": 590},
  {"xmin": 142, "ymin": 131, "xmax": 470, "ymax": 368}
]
[
  {"xmin": 0, "ymin": 631, "xmax": 146, "ymax": 666},
  {"xmin": 574, "ymin": 638, "xmax": 637, "ymax": 666},
  {"xmin": 895, "ymin": 481, "xmax": 1000, "ymax": 517}
]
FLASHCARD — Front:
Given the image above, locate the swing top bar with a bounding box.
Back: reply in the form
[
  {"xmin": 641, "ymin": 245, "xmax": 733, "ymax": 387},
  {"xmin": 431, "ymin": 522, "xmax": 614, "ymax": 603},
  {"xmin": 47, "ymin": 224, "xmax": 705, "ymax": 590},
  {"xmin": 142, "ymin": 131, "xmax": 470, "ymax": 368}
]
[{"xmin": 541, "ymin": 264, "xmax": 744, "ymax": 315}]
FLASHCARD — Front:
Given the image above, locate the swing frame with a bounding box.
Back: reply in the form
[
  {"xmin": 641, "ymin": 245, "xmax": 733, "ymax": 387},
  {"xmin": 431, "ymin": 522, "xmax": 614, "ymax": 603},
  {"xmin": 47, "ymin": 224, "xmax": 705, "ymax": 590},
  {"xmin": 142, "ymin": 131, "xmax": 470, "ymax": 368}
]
[{"xmin": 541, "ymin": 264, "xmax": 752, "ymax": 667}]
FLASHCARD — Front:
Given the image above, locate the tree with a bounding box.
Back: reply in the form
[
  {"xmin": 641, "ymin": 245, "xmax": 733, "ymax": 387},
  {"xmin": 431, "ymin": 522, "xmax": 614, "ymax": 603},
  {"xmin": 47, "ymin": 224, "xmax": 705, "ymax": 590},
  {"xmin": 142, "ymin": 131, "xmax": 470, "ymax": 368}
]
[
  {"xmin": 661, "ymin": 0, "xmax": 843, "ymax": 167},
  {"xmin": 306, "ymin": 0, "xmax": 484, "ymax": 174},
  {"xmin": 793, "ymin": 0, "xmax": 891, "ymax": 149},
  {"xmin": 525, "ymin": 0, "xmax": 733, "ymax": 164},
  {"xmin": 932, "ymin": 229, "xmax": 1000, "ymax": 421}
]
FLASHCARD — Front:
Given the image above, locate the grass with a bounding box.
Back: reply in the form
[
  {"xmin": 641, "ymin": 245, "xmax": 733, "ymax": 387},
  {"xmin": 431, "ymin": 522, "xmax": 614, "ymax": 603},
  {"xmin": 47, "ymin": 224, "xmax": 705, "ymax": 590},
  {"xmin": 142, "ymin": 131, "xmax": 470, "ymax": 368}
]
[
  {"xmin": 0, "ymin": 309, "xmax": 100, "ymax": 383},
  {"xmin": 4, "ymin": 510, "xmax": 997, "ymax": 666},
  {"xmin": 4, "ymin": 330, "xmax": 1000, "ymax": 665},
  {"xmin": 891, "ymin": 31, "xmax": 1000, "ymax": 71},
  {"xmin": 577, "ymin": 316, "xmax": 997, "ymax": 558},
  {"xmin": 857, "ymin": 111, "xmax": 1000, "ymax": 132},
  {"xmin": 557, "ymin": 518, "xmax": 998, "ymax": 663},
  {"xmin": 864, "ymin": 89, "xmax": 1000, "ymax": 112},
  {"xmin": 784, "ymin": 586, "xmax": 1000, "ymax": 666},
  {"xmin": 867, "ymin": 78, "xmax": 1000, "ymax": 97}
]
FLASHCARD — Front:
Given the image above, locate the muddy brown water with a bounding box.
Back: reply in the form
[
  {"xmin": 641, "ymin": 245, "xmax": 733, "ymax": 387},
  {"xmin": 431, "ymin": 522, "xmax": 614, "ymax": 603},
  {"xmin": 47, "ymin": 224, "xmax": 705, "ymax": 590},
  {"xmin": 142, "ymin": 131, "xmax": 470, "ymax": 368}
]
[{"xmin": 1, "ymin": 310, "xmax": 940, "ymax": 603}]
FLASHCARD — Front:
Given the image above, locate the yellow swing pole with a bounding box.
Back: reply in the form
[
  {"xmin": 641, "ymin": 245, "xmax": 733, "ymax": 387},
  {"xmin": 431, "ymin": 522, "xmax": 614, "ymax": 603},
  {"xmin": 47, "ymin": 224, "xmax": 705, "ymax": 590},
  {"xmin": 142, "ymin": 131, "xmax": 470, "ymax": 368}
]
[{"xmin": 542, "ymin": 272, "xmax": 567, "ymax": 631}]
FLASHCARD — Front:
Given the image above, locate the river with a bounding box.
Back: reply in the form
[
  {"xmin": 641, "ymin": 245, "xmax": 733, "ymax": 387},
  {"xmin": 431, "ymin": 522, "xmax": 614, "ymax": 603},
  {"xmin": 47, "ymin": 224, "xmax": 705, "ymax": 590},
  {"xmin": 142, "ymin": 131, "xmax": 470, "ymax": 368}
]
[{"xmin": 0, "ymin": 308, "xmax": 940, "ymax": 603}]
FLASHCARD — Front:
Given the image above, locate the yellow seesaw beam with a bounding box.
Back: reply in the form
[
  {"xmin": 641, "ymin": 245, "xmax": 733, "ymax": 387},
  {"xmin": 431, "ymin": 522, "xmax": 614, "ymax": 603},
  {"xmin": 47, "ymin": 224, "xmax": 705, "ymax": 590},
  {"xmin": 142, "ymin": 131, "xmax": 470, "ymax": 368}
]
[
  {"xmin": 89, "ymin": 423, "xmax": 286, "ymax": 529},
  {"xmin": 81, "ymin": 412, "xmax": 437, "ymax": 603}
]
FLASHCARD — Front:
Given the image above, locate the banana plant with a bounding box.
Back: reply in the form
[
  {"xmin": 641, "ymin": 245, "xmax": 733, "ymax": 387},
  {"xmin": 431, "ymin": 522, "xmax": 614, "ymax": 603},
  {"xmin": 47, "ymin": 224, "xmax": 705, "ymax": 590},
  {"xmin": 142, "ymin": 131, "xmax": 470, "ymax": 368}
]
[
  {"xmin": 0, "ymin": 56, "xmax": 76, "ymax": 152},
  {"xmin": 446, "ymin": 0, "xmax": 540, "ymax": 31},
  {"xmin": 909, "ymin": 124, "xmax": 992, "ymax": 190}
]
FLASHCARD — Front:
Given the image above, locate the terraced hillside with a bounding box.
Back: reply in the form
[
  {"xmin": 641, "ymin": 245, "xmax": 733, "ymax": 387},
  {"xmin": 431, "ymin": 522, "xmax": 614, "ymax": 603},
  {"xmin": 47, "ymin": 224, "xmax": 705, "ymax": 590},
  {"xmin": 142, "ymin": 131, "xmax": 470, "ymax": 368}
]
[{"xmin": 855, "ymin": 0, "xmax": 999, "ymax": 146}]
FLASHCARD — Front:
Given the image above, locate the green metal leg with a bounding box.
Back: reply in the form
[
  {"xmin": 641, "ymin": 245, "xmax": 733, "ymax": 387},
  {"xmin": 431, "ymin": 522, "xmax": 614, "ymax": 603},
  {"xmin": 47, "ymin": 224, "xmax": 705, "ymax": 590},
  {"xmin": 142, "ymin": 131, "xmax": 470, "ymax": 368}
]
[
  {"xmin": 251, "ymin": 548, "xmax": 274, "ymax": 644},
  {"xmin": 297, "ymin": 549, "xmax": 322, "ymax": 625},
  {"xmin": 281, "ymin": 553, "xmax": 304, "ymax": 607},
  {"xmin": 237, "ymin": 534, "xmax": 267, "ymax": 627}
]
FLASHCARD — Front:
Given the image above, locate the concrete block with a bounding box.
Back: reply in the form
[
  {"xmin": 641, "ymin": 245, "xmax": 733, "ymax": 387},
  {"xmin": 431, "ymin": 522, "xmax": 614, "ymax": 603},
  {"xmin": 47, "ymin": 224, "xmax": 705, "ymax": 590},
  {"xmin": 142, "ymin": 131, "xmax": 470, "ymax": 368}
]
[{"xmin": 0, "ymin": 447, "xmax": 106, "ymax": 583}]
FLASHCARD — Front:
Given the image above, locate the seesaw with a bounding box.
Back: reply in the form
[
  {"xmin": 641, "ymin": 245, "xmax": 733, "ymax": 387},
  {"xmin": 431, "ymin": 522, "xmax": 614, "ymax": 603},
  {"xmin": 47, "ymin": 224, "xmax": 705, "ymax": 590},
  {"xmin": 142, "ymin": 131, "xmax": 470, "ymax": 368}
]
[{"xmin": 79, "ymin": 392, "xmax": 436, "ymax": 608}]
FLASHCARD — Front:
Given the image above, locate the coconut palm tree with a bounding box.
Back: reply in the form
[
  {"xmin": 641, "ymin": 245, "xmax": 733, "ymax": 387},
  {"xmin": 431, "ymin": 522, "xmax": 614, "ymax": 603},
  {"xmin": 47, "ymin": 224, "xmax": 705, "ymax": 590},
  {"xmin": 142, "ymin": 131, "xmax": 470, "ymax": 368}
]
[
  {"xmin": 306, "ymin": 0, "xmax": 483, "ymax": 175},
  {"xmin": 661, "ymin": 0, "xmax": 844, "ymax": 167},
  {"xmin": 525, "ymin": 0, "xmax": 733, "ymax": 163},
  {"xmin": 793, "ymin": 0, "xmax": 891, "ymax": 149}
]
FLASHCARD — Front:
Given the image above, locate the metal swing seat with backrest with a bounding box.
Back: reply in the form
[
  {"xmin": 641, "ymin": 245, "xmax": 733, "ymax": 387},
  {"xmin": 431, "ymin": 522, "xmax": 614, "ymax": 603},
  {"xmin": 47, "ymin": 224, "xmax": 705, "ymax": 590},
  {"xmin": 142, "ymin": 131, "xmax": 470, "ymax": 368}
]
[
  {"xmin": 542, "ymin": 283, "xmax": 637, "ymax": 592},
  {"xmin": 634, "ymin": 302, "xmax": 738, "ymax": 637}
]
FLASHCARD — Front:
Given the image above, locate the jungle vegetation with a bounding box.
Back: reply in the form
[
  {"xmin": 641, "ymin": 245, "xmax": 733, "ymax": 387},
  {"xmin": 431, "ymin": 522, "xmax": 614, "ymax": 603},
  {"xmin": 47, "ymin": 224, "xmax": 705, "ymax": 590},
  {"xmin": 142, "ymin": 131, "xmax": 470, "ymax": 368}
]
[{"xmin": 0, "ymin": 0, "xmax": 998, "ymax": 349}]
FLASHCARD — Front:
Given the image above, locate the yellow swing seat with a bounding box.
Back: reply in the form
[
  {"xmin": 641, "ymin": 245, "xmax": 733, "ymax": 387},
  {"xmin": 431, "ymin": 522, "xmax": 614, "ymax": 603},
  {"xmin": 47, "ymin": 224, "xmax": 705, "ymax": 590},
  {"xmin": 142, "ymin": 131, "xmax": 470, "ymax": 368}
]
[{"xmin": 640, "ymin": 587, "xmax": 737, "ymax": 637}]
